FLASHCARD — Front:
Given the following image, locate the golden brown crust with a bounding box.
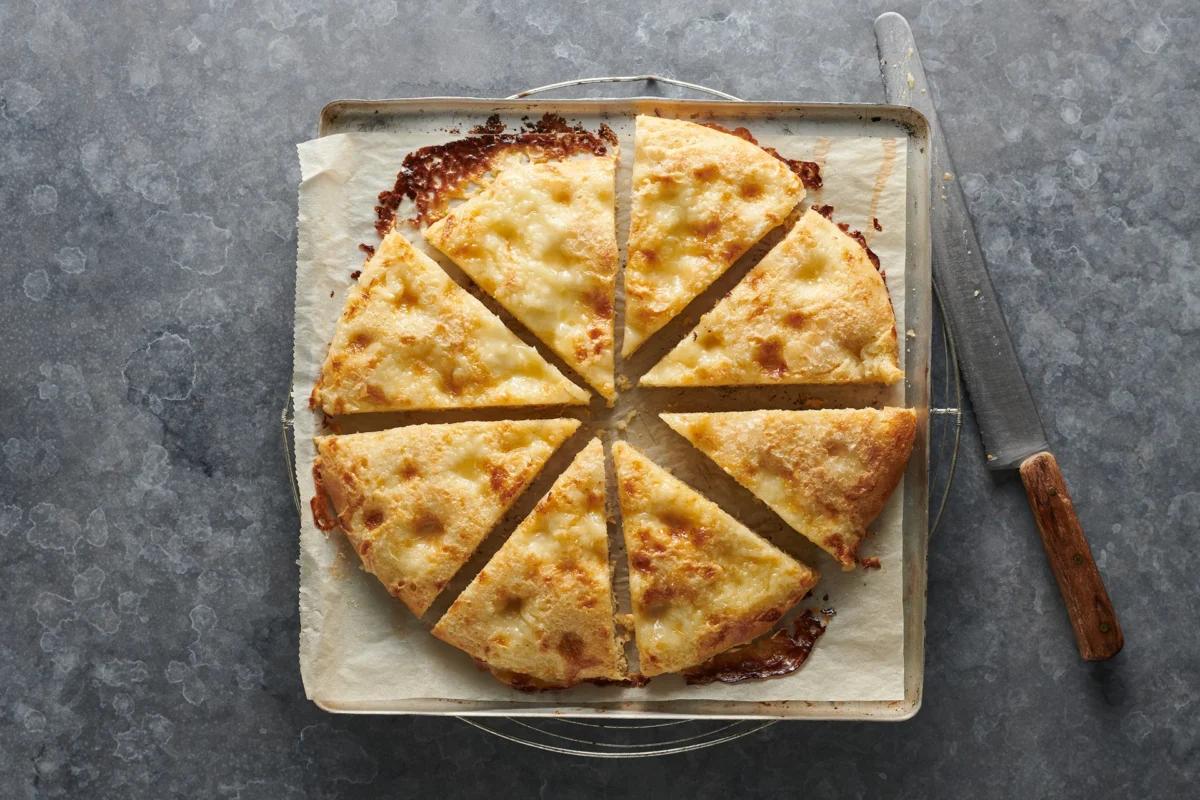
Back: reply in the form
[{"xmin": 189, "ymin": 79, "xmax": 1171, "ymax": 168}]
[
  {"xmin": 312, "ymin": 419, "xmax": 579, "ymax": 615},
  {"xmin": 622, "ymin": 115, "xmax": 805, "ymax": 356},
  {"xmin": 642, "ymin": 208, "xmax": 903, "ymax": 387},
  {"xmin": 310, "ymin": 231, "xmax": 588, "ymax": 415},
  {"xmin": 431, "ymin": 439, "xmax": 625, "ymax": 687},
  {"xmin": 611, "ymin": 442, "xmax": 818, "ymax": 676},
  {"xmin": 661, "ymin": 408, "xmax": 916, "ymax": 569},
  {"xmin": 424, "ymin": 155, "xmax": 619, "ymax": 399}
]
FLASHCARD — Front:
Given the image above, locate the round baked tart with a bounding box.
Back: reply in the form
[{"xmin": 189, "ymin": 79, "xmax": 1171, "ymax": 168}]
[{"xmin": 309, "ymin": 115, "xmax": 915, "ymax": 689}]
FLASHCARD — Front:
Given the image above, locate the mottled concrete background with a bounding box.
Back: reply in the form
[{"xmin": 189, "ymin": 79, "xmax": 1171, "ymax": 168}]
[{"xmin": 1, "ymin": 1, "xmax": 1196, "ymax": 797}]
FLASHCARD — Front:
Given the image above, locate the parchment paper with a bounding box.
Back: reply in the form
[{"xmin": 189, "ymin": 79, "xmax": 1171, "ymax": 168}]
[{"xmin": 294, "ymin": 115, "xmax": 910, "ymax": 710}]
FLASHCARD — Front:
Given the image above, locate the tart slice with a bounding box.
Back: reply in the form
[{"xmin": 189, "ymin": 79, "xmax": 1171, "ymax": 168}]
[
  {"xmin": 432, "ymin": 439, "xmax": 625, "ymax": 688},
  {"xmin": 661, "ymin": 408, "xmax": 916, "ymax": 569},
  {"xmin": 611, "ymin": 442, "xmax": 818, "ymax": 677},
  {"xmin": 622, "ymin": 115, "xmax": 805, "ymax": 356},
  {"xmin": 424, "ymin": 154, "xmax": 619, "ymax": 401},
  {"xmin": 311, "ymin": 418, "xmax": 580, "ymax": 616},
  {"xmin": 310, "ymin": 230, "xmax": 588, "ymax": 415},
  {"xmin": 642, "ymin": 208, "xmax": 902, "ymax": 386}
]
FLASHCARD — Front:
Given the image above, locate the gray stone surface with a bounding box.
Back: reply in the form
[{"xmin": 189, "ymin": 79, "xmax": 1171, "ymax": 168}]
[{"xmin": 0, "ymin": 0, "xmax": 1196, "ymax": 796}]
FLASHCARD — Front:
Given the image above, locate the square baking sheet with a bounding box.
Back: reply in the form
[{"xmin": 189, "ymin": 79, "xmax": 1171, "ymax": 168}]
[{"xmin": 292, "ymin": 98, "xmax": 931, "ymax": 719}]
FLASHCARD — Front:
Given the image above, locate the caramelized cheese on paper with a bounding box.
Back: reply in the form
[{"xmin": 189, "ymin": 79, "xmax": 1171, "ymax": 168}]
[
  {"xmin": 683, "ymin": 610, "xmax": 828, "ymax": 685},
  {"xmin": 375, "ymin": 114, "xmax": 617, "ymax": 233}
]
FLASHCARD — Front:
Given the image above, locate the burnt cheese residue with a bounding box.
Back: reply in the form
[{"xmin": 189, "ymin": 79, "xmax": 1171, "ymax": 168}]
[
  {"xmin": 700, "ymin": 122, "xmax": 823, "ymax": 190},
  {"xmin": 811, "ymin": 204, "xmax": 884, "ymax": 278},
  {"xmin": 837, "ymin": 222, "xmax": 882, "ymax": 275},
  {"xmin": 309, "ymin": 463, "xmax": 337, "ymax": 532},
  {"xmin": 470, "ymin": 114, "xmax": 507, "ymax": 135},
  {"xmin": 682, "ymin": 610, "xmax": 829, "ymax": 685},
  {"xmin": 373, "ymin": 114, "xmax": 617, "ymax": 235}
]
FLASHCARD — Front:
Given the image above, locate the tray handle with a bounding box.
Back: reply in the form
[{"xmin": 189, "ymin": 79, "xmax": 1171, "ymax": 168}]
[{"xmin": 507, "ymin": 75, "xmax": 744, "ymax": 102}]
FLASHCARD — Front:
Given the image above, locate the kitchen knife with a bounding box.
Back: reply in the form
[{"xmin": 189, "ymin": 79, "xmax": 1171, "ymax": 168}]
[{"xmin": 874, "ymin": 12, "xmax": 1123, "ymax": 660}]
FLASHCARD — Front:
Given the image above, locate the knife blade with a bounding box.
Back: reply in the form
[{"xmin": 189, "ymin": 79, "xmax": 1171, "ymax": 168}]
[
  {"xmin": 875, "ymin": 13, "xmax": 1046, "ymax": 470},
  {"xmin": 874, "ymin": 12, "xmax": 1123, "ymax": 660}
]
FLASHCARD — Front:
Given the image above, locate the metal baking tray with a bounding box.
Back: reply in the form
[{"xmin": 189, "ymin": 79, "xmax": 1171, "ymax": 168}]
[{"xmin": 297, "ymin": 82, "xmax": 932, "ymax": 722}]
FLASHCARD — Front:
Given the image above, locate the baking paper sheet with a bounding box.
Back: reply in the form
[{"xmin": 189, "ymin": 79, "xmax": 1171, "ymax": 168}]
[{"xmin": 294, "ymin": 114, "xmax": 909, "ymax": 710}]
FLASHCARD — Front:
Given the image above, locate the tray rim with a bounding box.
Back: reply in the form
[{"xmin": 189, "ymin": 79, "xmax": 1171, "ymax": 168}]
[
  {"xmin": 300, "ymin": 96, "xmax": 933, "ymax": 721},
  {"xmin": 318, "ymin": 96, "xmax": 931, "ymax": 138}
]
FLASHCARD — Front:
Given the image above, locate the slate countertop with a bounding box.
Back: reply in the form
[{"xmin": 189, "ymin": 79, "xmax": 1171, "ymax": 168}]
[{"xmin": 1, "ymin": 1, "xmax": 1196, "ymax": 797}]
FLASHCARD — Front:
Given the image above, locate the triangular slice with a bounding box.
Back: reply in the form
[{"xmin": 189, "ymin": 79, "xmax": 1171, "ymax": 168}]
[
  {"xmin": 612, "ymin": 442, "xmax": 818, "ymax": 676},
  {"xmin": 311, "ymin": 418, "xmax": 579, "ymax": 615},
  {"xmin": 310, "ymin": 230, "xmax": 588, "ymax": 415},
  {"xmin": 424, "ymin": 155, "xmax": 619, "ymax": 400},
  {"xmin": 622, "ymin": 115, "xmax": 805, "ymax": 356},
  {"xmin": 643, "ymin": 208, "xmax": 902, "ymax": 386},
  {"xmin": 661, "ymin": 409, "xmax": 916, "ymax": 569},
  {"xmin": 432, "ymin": 439, "xmax": 625, "ymax": 688}
]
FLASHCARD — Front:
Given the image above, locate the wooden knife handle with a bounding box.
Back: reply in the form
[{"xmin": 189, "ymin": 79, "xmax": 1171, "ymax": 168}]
[{"xmin": 1019, "ymin": 451, "xmax": 1123, "ymax": 660}]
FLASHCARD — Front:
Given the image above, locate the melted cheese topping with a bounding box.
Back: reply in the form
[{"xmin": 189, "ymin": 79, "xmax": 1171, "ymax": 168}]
[
  {"xmin": 432, "ymin": 439, "xmax": 625, "ymax": 686},
  {"xmin": 642, "ymin": 208, "xmax": 902, "ymax": 387},
  {"xmin": 622, "ymin": 116, "xmax": 805, "ymax": 355},
  {"xmin": 313, "ymin": 419, "xmax": 579, "ymax": 615},
  {"xmin": 424, "ymin": 155, "xmax": 619, "ymax": 400},
  {"xmin": 612, "ymin": 442, "xmax": 818, "ymax": 676},
  {"xmin": 310, "ymin": 231, "xmax": 588, "ymax": 415},
  {"xmin": 661, "ymin": 409, "xmax": 916, "ymax": 568}
]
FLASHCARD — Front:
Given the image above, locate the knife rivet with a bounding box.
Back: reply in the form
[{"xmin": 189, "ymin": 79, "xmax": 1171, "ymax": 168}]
[
  {"xmin": 1073, "ymin": 553, "xmax": 1084, "ymax": 565},
  {"xmin": 1100, "ymin": 623, "xmax": 1111, "ymax": 633},
  {"xmin": 1048, "ymin": 487, "xmax": 1058, "ymax": 496}
]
